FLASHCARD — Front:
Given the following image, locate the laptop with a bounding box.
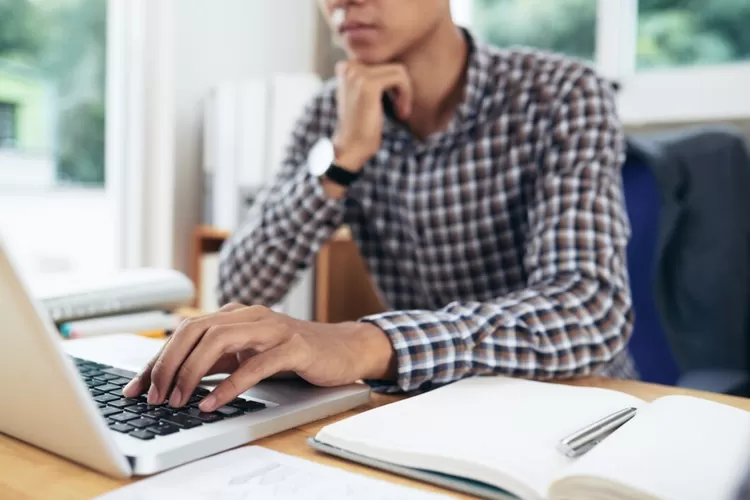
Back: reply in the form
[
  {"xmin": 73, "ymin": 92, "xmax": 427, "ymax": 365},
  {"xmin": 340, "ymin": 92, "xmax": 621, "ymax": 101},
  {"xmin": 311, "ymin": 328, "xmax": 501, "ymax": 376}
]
[{"xmin": 0, "ymin": 238, "xmax": 371, "ymax": 478}]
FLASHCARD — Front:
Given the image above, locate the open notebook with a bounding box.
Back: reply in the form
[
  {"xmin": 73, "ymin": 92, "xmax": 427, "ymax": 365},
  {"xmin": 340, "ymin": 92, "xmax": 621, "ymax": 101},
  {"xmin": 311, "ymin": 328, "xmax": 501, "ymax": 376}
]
[{"xmin": 309, "ymin": 377, "xmax": 750, "ymax": 500}]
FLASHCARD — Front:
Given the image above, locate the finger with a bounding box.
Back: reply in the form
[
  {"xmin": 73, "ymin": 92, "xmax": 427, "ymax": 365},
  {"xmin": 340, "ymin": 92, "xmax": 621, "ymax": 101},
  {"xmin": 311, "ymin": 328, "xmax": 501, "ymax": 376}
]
[
  {"xmin": 148, "ymin": 305, "xmax": 272, "ymax": 404},
  {"xmin": 169, "ymin": 321, "xmax": 289, "ymax": 407},
  {"xmin": 200, "ymin": 343, "xmax": 298, "ymax": 412},
  {"xmin": 365, "ymin": 65, "xmax": 413, "ymax": 119},
  {"xmin": 122, "ymin": 304, "xmax": 244, "ymax": 398},
  {"xmin": 122, "ymin": 336, "xmax": 173, "ymax": 398}
]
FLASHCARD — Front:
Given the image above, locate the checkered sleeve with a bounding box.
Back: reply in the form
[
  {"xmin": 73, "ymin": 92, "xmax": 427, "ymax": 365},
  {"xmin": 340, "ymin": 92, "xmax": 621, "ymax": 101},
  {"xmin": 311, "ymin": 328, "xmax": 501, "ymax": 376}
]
[
  {"xmin": 362, "ymin": 70, "xmax": 634, "ymax": 393},
  {"xmin": 217, "ymin": 95, "xmax": 345, "ymax": 307}
]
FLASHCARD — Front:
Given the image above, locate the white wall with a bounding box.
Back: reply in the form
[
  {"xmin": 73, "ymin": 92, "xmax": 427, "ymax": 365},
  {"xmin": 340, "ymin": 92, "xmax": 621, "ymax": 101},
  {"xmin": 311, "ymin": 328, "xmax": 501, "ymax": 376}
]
[
  {"xmin": 0, "ymin": 151, "xmax": 55, "ymax": 188},
  {"xmin": 0, "ymin": 191, "xmax": 115, "ymax": 280},
  {"xmin": 169, "ymin": 0, "xmax": 322, "ymax": 273}
]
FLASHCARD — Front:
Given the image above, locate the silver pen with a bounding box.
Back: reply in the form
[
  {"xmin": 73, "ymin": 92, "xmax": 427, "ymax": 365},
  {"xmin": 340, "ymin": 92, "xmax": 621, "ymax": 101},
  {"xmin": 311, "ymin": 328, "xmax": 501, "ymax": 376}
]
[{"xmin": 556, "ymin": 407, "xmax": 638, "ymax": 458}]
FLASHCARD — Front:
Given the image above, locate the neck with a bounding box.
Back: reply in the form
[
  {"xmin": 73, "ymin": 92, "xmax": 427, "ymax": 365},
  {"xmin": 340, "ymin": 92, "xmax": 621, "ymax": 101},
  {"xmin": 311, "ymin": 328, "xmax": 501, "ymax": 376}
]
[{"xmin": 396, "ymin": 18, "xmax": 468, "ymax": 139}]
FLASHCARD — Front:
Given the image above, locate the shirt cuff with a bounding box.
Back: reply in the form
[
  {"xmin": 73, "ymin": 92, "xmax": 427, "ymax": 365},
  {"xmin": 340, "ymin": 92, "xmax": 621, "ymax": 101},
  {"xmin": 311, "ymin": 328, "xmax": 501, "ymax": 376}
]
[{"xmin": 359, "ymin": 310, "xmax": 449, "ymax": 393}]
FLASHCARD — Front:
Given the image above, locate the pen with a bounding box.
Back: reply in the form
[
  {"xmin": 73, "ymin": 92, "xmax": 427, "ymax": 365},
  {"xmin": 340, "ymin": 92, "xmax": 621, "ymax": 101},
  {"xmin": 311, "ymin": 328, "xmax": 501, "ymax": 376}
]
[
  {"xmin": 556, "ymin": 407, "xmax": 638, "ymax": 458},
  {"xmin": 59, "ymin": 311, "xmax": 181, "ymax": 339}
]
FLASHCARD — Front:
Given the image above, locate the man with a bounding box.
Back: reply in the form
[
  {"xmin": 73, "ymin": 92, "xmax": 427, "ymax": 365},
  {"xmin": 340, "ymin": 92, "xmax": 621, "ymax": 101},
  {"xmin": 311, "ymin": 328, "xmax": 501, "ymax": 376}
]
[{"xmin": 124, "ymin": 0, "xmax": 636, "ymax": 412}]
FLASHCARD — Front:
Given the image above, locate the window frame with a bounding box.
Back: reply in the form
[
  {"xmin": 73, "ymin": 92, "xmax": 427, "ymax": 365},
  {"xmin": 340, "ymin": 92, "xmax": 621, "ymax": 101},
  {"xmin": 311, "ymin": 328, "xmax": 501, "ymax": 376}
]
[
  {"xmin": 108, "ymin": 0, "xmax": 176, "ymax": 270},
  {"xmin": 453, "ymin": 0, "xmax": 750, "ymax": 125}
]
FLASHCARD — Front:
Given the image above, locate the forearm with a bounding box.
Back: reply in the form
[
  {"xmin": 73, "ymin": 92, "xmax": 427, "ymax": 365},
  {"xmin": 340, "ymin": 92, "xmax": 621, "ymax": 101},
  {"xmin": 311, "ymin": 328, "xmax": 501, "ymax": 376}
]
[{"xmin": 218, "ymin": 169, "xmax": 345, "ymax": 306}]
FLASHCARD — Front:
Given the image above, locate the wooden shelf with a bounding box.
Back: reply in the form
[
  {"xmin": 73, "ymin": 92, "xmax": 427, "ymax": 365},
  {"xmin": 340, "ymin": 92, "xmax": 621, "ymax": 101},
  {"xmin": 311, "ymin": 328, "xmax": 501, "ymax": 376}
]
[{"xmin": 190, "ymin": 225, "xmax": 385, "ymax": 322}]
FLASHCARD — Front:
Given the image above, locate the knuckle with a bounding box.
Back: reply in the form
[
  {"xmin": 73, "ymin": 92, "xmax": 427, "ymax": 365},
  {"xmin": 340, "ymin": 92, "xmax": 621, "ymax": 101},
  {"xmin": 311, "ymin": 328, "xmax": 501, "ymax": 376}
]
[
  {"xmin": 150, "ymin": 357, "xmax": 169, "ymax": 385},
  {"xmin": 277, "ymin": 322, "xmax": 294, "ymax": 339},
  {"xmin": 219, "ymin": 302, "xmax": 241, "ymax": 312},
  {"xmin": 175, "ymin": 364, "xmax": 196, "ymax": 388},
  {"xmin": 204, "ymin": 325, "xmax": 225, "ymax": 340},
  {"xmin": 247, "ymin": 304, "xmax": 269, "ymax": 316},
  {"xmin": 223, "ymin": 377, "xmax": 243, "ymax": 397},
  {"xmin": 288, "ymin": 330, "xmax": 305, "ymax": 346}
]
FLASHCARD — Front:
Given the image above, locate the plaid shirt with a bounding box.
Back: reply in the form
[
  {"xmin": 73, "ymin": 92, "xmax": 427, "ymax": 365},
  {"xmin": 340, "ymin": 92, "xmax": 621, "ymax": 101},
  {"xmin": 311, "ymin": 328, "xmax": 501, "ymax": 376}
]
[{"xmin": 218, "ymin": 32, "xmax": 638, "ymax": 393}]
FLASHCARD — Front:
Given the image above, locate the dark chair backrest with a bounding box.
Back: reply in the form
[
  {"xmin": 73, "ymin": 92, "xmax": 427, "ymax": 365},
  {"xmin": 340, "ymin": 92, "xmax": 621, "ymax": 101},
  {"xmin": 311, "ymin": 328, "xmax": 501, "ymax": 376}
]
[
  {"xmin": 621, "ymin": 153, "xmax": 680, "ymax": 385},
  {"xmin": 625, "ymin": 126, "xmax": 750, "ymax": 394}
]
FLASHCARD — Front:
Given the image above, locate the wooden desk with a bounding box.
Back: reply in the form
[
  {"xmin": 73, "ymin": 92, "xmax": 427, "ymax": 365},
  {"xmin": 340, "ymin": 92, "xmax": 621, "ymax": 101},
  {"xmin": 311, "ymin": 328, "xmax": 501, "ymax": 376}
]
[{"xmin": 1, "ymin": 378, "xmax": 749, "ymax": 500}]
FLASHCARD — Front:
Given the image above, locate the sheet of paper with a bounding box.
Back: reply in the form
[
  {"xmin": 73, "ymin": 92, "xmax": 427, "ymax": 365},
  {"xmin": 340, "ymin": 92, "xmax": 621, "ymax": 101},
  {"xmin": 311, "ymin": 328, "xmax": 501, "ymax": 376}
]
[
  {"xmin": 95, "ymin": 446, "xmax": 451, "ymax": 500},
  {"xmin": 62, "ymin": 334, "xmax": 164, "ymax": 372}
]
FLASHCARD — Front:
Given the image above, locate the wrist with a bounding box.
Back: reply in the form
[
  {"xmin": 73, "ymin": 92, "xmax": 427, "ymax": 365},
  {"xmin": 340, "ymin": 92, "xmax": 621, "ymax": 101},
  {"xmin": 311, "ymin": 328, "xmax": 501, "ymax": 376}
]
[
  {"xmin": 348, "ymin": 322, "xmax": 397, "ymax": 381},
  {"xmin": 332, "ymin": 136, "xmax": 368, "ymax": 173}
]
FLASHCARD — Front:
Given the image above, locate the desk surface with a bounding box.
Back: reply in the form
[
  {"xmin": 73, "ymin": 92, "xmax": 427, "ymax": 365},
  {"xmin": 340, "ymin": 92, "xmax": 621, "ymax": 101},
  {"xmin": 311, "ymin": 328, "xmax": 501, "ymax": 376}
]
[{"xmin": 2, "ymin": 377, "xmax": 749, "ymax": 500}]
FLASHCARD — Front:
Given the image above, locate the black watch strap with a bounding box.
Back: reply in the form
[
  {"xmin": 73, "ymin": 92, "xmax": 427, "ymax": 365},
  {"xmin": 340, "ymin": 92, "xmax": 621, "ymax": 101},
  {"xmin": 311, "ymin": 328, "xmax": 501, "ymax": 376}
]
[{"xmin": 325, "ymin": 164, "xmax": 360, "ymax": 187}]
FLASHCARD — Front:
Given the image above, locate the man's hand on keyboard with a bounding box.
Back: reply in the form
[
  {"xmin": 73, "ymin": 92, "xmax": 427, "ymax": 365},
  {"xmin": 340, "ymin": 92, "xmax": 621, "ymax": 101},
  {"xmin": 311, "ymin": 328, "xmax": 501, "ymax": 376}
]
[{"xmin": 122, "ymin": 303, "xmax": 396, "ymax": 412}]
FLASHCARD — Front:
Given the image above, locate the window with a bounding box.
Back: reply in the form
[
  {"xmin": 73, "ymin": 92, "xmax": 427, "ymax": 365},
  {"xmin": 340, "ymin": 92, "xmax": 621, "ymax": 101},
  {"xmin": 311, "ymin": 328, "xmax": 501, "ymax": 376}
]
[
  {"xmin": 0, "ymin": 102, "xmax": 17, "ymax": 149},
  {"xmin": 462, "ymin": 0, "xmax": 750, "ymax": 124},
  {"xmin": 0, "ymin": 0, "xmax": 116, "ymax": 282},
  {"xmin": 471, "ymin": 0, "xmax": 597, "ymax": 63},
  {"xmin": 637, "ymin": 0, "xmax": 750, "ymax": 69},
  {"xmin": 0, "ymin": 0, "xmax": 107, "ymax": 187}
]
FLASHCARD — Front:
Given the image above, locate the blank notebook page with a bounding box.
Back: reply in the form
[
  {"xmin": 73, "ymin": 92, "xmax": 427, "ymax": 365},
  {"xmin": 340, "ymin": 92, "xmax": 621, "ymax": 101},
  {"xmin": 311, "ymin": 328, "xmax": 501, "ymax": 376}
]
[
  {"xmin": 318, "ymin": 377, "xmax": 645, "ymax": 497},
  {"xmin": 558, "ymin": 395, "xmax": 750, "ymax": 500}
]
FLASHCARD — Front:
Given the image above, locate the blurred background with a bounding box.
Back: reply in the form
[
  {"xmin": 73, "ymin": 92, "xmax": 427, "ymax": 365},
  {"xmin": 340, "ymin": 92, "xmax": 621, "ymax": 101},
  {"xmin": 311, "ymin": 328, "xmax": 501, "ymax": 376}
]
[{"xmin": 0, "ymin": 0, "xmax": 748, "ymax": 297}]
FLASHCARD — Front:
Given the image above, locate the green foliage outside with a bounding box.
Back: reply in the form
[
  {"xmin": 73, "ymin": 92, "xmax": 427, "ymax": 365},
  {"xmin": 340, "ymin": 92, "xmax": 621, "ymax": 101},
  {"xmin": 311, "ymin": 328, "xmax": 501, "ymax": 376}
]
[
  {"xmin": 473, "ymin": 0, "xmax": 750, "ymax": 68},
  {"xmin": 0, "ymin": 0, "xmax": 107, "ymax": 186}
]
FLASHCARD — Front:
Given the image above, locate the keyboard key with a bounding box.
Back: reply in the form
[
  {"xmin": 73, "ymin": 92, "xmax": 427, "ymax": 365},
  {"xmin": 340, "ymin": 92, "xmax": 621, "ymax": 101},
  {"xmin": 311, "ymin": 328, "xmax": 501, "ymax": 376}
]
[
  {"xmin": 144, "ymin": 409, "xmax": 173, "ymax": 420},
  {"xmin": 86, "ymin": 370, "xmax": 106, "ymax": 379},
  {"xmin": 230, "ymin": 399, "xmax": 267, "ymax": 412},
  {"xmin": 109, "ymin": 423, "xmax": 134, "ymax": 433},
  {"xmin": 128, "ymin": 417, "xmax": 157, "ymax": 429},
  {"xmin": 125, "ymin": 404, "xmax": 150, "ymax": 415},
  {"xmin": 109, "ymin": 398, "xmax": 140, "ymax": 409},
  {"xmin": 102, "ymin": 367, "xmax": 136, "ymax": 379},
  {"xmin": 176, "ymin": 407, "xmax": 223, "ymax": 423},
  {"xmin": 100, "ymin": 407, "xmax": 122, "ymax": 418},
  {"xmin": 97, "ymin": 403, "xmax": 106, "ymax": 409},
  {"xmin": 109, "ymin": 378, "xmax": 132, "ymax": 386},
  {"xmin": 147, "ymin": 422, "xmax": 180, "ymax": 436},
  {"xmin": 86, "ymin": 379, "xmax": 107, "ymax": 388},
  {"xmin": 187, "ymin": 395, "xmax": 203, "ymax": 405},
  {"xmin": 215, "ymin": 406, "xmax": 243, "ymax": 418},
  {"xmin": 94, "ymin": 393, "xmax": 120, "ymax": 404},
  {"xmin": 193, "ymin": 387, "xmax": 211, "ymax": 397},
  {"xmin": 89, "ymin": 389, "xmax": 104, "ymax": 397},
  {"xmin": 111, "ymin": 412, "xmax": 139, "ymax": 423},
  {"xmin": 95, "ymin": 383, "xmax": 121, "ymax": 393},
  {"xmin": 106, "ymin": 419, "xmax": 117, "ymax": 426},
  {"xmin": 92, "ymin": 373, "xmax": 120, "ymax": 382},
  {"xmin": 161, "ymin": 413, "xmax": 203, "ymax": 429},
  {"xmin": 129, "ymin": 430, "xmax": 155, "ymax": 441}
]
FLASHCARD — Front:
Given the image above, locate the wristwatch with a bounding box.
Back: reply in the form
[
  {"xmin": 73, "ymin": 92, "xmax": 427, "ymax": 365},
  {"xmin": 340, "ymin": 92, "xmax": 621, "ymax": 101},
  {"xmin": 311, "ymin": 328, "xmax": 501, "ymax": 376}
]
[{"xmin": 307, "ymin": 138, "xmax": 361, "ymax": 187}]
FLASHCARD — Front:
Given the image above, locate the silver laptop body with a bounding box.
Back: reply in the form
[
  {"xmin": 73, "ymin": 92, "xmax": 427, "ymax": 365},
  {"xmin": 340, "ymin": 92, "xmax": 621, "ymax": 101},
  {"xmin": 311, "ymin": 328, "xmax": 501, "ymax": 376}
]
[{"xmin": 0, "ymin": 238, "xmax": 370, "ymax": 478}]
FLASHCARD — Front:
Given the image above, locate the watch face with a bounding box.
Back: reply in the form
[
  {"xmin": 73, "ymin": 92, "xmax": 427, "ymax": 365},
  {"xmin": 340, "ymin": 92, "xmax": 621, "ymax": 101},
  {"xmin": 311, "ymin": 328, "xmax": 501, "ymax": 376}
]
[{"xmin": 308, "ymin": 138, "xmax": 335, "ymax": 177}]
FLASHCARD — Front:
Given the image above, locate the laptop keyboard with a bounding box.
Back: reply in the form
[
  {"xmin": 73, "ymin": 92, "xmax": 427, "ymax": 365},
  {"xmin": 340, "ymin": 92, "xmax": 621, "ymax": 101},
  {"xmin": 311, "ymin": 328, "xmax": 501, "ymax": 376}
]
[{"xmin": 72, "ymin": 357, "xmax": 267, "ymax": 441}]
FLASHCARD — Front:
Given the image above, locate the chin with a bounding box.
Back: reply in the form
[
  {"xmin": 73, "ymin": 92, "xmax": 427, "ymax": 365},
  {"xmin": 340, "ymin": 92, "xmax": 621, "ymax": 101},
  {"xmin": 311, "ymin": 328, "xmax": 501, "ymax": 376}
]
[{"xmin": 344, "ymin": 45, "xmax": 398, "ymax": 65}]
